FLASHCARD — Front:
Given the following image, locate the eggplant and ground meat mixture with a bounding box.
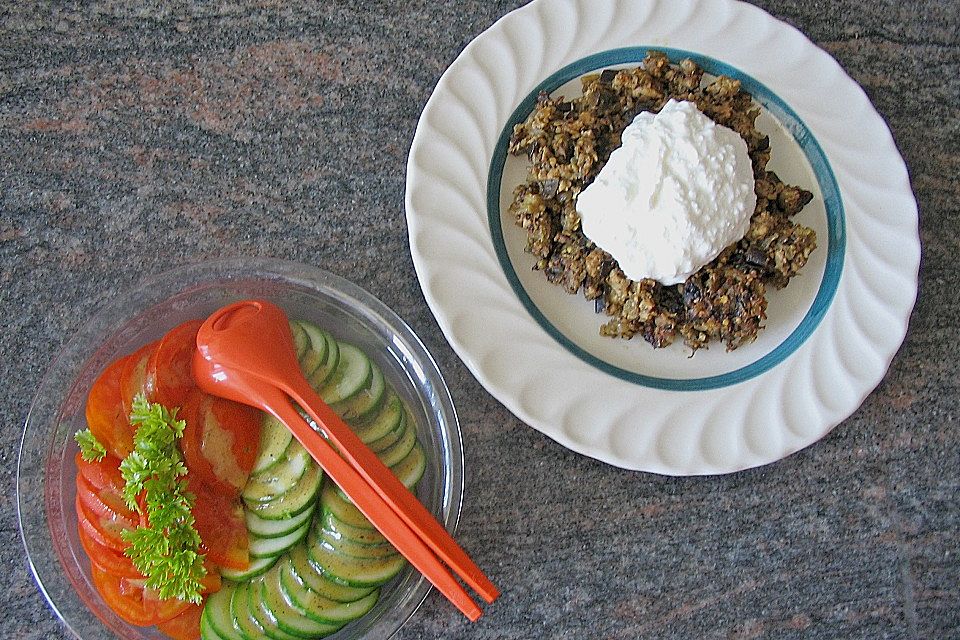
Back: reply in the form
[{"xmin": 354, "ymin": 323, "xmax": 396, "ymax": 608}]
[{"xmin": 507, "ymin": 51, "xmax": 817, "ymax": 352}]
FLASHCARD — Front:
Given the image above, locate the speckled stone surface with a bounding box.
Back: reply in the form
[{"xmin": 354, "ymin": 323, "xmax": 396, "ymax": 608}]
[{"xmin": 1, "ymin": 1, "xmax": 957, "ymax": 638}]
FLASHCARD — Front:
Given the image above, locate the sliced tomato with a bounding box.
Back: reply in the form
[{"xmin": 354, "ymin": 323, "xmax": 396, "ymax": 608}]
[
  {"xmin": 75, "ymin": 452, "xmax": 126, "ymax": 494},
  {"xmin": 149, "ymin": 319, "xmax": 203, "ymax": 410},
  {"xmin": 181, "ymin": 391, "xmax": 261, "ymax": 497},
  {"xmin": 76, "ymin": 474, "xmax": 137, "ymax": 537},
  {"xmin": 189, "ymin": 479, "xmax": 248, "ymax": 571},
  {"xmin": 156, "ymin": 602, "xmax": 203, "ymax": 640},
  {"xmin": 86, "ymin": 356, "xmax": 134, "ymax": 459},
  {"xmin": 120, "ymin": 340, "xmax": 160, "ymax": 418},
  {"xmin": 77, "ymin": 517, "xmax": 142, "ymax": 579},
  {"xmin": 205, "ymin": 395, "xmax": 260, "ymax": 491},
  {"xmin": 90, "ymin": 566, "xmax": 191, "ymax": 627},
  {"xmin": 76, "ymin": 495, "xmax": 127, "ymax": 553}
]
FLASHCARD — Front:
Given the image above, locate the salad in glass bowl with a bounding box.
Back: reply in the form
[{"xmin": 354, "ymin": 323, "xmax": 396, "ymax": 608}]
[{"xmin": 18, "ymin": 259, "xmax": 464, "ymax": 640}]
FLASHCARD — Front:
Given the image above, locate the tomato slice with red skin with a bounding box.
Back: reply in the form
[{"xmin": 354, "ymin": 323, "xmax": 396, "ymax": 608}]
[
  {"xmin": 75, "ymin": 490, "xmax": 130, "ymax": 552},
  {"xmin": 181, "ymin": 391, "xmax": 261, "ymax": 497},
  {"xmin": 156, "ymin": 602, "xmax": 203, "ymax": 640},
  {"xmin": 149, "ymin": 320, "xmax": 202, "ymax": 410},
  {"xmin": 76, "ymin": 495, "xmax": 127, "ymax": 553},
  {"xmin": 90, "ymin": 566, "xmax": 191, "ymax": 627},
  {"xmin": 86, "ymin": 356, "xmax": 135, "ymax": 460},
  {"xmin": 120, "ymin": 340, "xmax": 159, "ymax": 418},
  {"xmin": 77, "ymin": 517, "xmax": 143, "ymax": 579},
  {"xmin": 189, "ymin": 479, "xmax": 248, "ymax": 571},
  {"xmin": 205, "ymin": 395, "xmax": 260, "ymax": 492},
  {"xmin": 76, "ymin": 474, "xmax": 138, "ymax": 535},
  {"xmin": 75, "ymin": 452, "xmax": 126, "ymax": 494}
]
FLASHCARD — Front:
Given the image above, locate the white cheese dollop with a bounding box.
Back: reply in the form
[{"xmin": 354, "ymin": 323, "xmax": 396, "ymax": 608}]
[{"xmin": 576, "ymin": 99, "xmax": 757, "ymax": 285}]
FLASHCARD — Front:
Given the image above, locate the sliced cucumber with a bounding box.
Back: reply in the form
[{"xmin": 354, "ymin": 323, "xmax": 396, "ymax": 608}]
[
  {"xmin": 252, "ymin": 415, "xmax": 295, "ymax": 475},
  {"xmin": 365, "ymin": 408, "xmax": 407, "ymax": 453},
  {"xmin": 200, "ymin": 606, "xmax": 230, "ymax": 640},
  {"xmin": 316, "ymin": 527, "xmax": 398, "ymax": 560},
  {"xmin": 391, "ymin": 443, "xmax": 426, "ymax": 489},
  {"xmin": 230, "ymin": 581, "xmax": 267, "ymax": 640},
  {"xmin": 307, "ymin": 533, "xmax": 407, "ymax": 588},
  {"xmin": 249, "ymin": 520, "xmax": 310, "ymax": 559},
  {"xmin": 319, "ymin": 480, "xmax": 373, "ymax": 531},
  {"xmin": 331, "ymin": 360, "xmax": 385, "ymax": 424},
  {"xmin": 247, "ymin": 463, "xmax": 323, "ymax": 521},
  {"xmin": 279, "ymin": 556, "xmax": 379, "ymax": 625},
  {"xmin": 319, "ymin": 342, "xmax": 372, "ymax": 404},
  {"xmin": 287, "ymin": 542, "xmax": 377, "ymax": 603},
  {"xmin": 246, "ymin": 502, "xmax": 314, "ymax": 539},
  {"xmin": 242, "ymin": 443, "xmax": 311, "ymax": 504},
  {"xmin": 246, "ymin": 577, "xmax": 303, "ymax": 640},
  {"xmin": 219, "ymin": 554, "xmax": 278, "ymax": 582},
  {"xmin": 376, "ymin": 414, "xmax": 417, "ymax": 467},
  {"xmin": 260, "ymin": 565, "xmax": 341, "ymax": 638},
  {"xmin": 203, "ymin": 584, "xmax": 245, "ymax": 640},
  {"xmin": 352, "ymin": 394, "xmax": 403, "ymax": 444},
  {"xmin": 307, "ymin": 330, "xmax": 340, "ymax": 390},
  {"xmin": 319, "ymin": 508, "xmax": 387, "ymax": 547},
  {"xmin": 290, "ymin": 321, "xmax": 310, "ymax": 362}
]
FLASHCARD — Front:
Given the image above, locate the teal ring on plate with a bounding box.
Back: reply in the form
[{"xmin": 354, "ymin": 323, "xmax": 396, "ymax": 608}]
[{"xmin": 487, "ymin": 46, "xmax": 845, "ymax": 391}]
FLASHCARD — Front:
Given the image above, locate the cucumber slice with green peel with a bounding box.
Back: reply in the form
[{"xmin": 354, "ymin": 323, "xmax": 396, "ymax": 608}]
[
  {"xmin": 297, "ymin": 321, "xmax": 330, "ymax": 364},
  {"xmin": 201, "ymin": 606, "xmax": 230, "ymax": 640},
  {"xmin": 319, "ymin": 508, "xmax": 387, "ymax": 547},
  {"xmin": 203, "ymin": 584, "xmax": 245, "ymax": 640},
  {"xmin": 249, "ymin": 520, "xmax": 310, "ymax": 558},
  {"xmin": 319, "ymin": 480, "xmax": 374, "ymax": 530},
  {"xmin": 248, "ymin": 463, "xmax": 323, "ymax": 520},
  {"xmin": 252, "ymin": 415, "xmax": 295, "ymax": 475},
  {"xmin": 219, "ymin": 554, "xmax": 279, "ymax": 582},
  {"xmin": 290, "ymin": 321, "xmax": 311, "ymax": 362},
  {"xmin": 246, "ymin": 577, "xmax": 304, "ymax": 640},
  {"xmin": 315, "ymin": 527, "xmax": 398, "ymax": 561},
  {"xmin": 307, "ymin": 533, "xmax": 407, "ymax": 588},
  {"xmin": 242, "ymin": 443, "xmax": 311, "ymax": 504},
  {"xmin": 297, "ymin": 347, "xmax": 326, "ymax": 383},
  {"xmin": 260, "ymin": 565, "xmax": 341, "ymax": 638},
  {"xmin": 287, "ymin": 542, "xmax": 377, "ymax": 603},
  {"xmin": 365, "ymin": 409, "xmax": 406, "ymax": 453},
  {"xmin": 331, "ymin": 361, "xmax": 385, "ymax": 424},
  {"xmin": 279, "ymin": 556, "xmax": 380, "ymax": 625},
  {"xmin": 373, "ymin": 412, "xmax": 417, "ymax": 467},
  {"xmin": 295, "ymin": 321, "xmax": 328, "ymax": 382},
  {"xmin": 352, "ymin": 393, "xmax": 404, "ymax": 444},
  {"xmin": 230, "ymin": 582, "xmax": 267, "ymax": 640},
  {"xmin": 391, "ymin": 443, "xmax": 427, "ymax": 489},
  {"xmin": 319, "ymin": 342, "xmax": 372, "ymax": 404},
  {"xmin": 307, "ymin": 332, "xmax": 340, "ymax": 390},
  {"xmin": 246, "ymin": 502, "xmax": 314, "ymax": 539}
]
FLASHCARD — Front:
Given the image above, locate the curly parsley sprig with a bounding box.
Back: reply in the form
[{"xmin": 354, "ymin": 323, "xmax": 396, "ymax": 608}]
[
  {"xmin": 74, "ymin": 428, "xmax": 107, "ymax": 462},
  {"xmin": 119, "ymin": 395, "xmax": 206, "ymax": 604}
]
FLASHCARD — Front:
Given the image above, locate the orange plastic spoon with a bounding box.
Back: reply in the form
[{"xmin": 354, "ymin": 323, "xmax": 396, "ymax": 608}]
[
  {"xmin": 192, "ymin": 353, "xmax": 482, "ymax": 620},
  {"xmin": 192, "ymin": 300, "xmax": 499, "ymax": 613}
]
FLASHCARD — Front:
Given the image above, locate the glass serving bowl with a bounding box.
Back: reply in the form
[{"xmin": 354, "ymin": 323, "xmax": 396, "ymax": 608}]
[{"xmin": 17, "ymin": 258, "xmax": 464, "ymax": 640}]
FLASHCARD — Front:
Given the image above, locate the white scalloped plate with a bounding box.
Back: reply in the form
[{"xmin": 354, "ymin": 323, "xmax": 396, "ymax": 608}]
[{"xmin": 404, "ymin": 0, "xmax": 919, "ymax": 475}]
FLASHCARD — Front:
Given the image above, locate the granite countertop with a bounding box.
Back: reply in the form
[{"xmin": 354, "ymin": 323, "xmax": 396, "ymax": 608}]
[{"xmin": 2, "ymin": 1, "xmax": 957, "ymax": 638}]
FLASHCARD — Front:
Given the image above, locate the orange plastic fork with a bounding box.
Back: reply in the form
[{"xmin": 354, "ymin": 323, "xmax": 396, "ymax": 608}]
[{"xmin": 192, "ymin": 300, "xmax": 499, "ymax": 618}]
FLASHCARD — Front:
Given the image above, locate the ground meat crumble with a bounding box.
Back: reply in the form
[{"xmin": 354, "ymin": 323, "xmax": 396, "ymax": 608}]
[{"xmin": 507, "ymin": 51, "xmax": 817, "ymax": 353}]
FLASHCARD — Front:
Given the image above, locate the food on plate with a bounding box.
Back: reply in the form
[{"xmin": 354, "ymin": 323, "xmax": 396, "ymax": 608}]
[
  {"xmin": 74, "ymin": 318, "xmax": 426, "ymax": 639},
  {"xmin": 508, "ymin": 51, "xmax": 817, "ymax": 351}
]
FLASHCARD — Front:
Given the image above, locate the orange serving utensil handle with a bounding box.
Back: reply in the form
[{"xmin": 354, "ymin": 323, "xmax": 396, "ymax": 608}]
[
  {"xmin": 192, "ymin": 352, "xmax": 483, "ymax": 621},
  {"xmin": 260, "ymin": 387, "xmax": 484, "ymax": 622},
  {"xmin": 194, "ymin": 300, "xmax": 498, "ymax": 607},
  {"xmin": 284, "ymin": 376, "xmax": 500, "ymax": 604}
]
